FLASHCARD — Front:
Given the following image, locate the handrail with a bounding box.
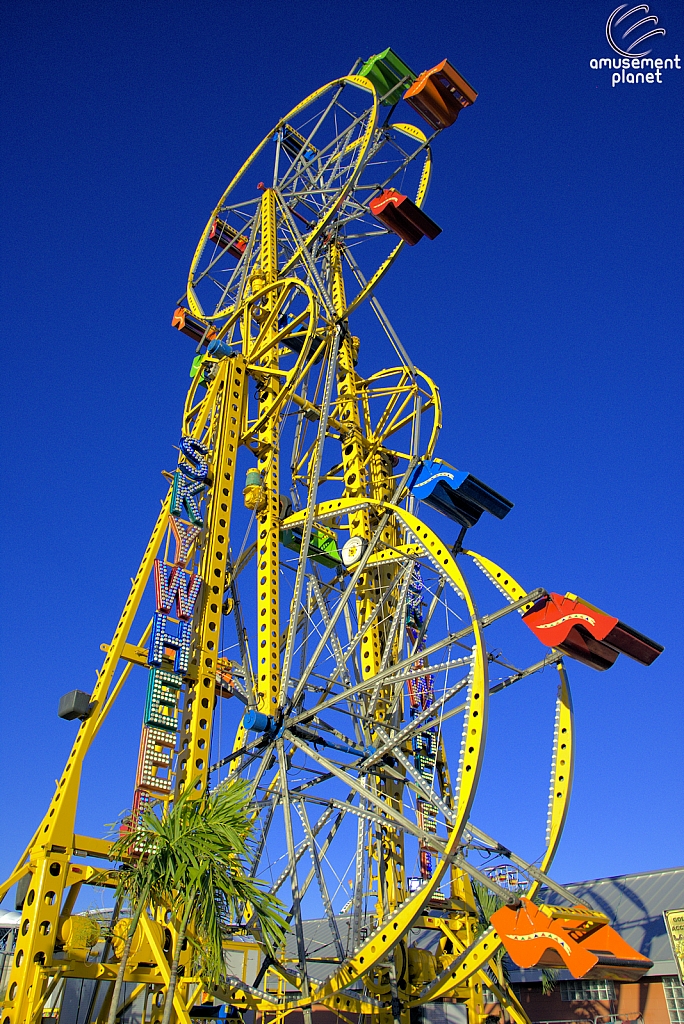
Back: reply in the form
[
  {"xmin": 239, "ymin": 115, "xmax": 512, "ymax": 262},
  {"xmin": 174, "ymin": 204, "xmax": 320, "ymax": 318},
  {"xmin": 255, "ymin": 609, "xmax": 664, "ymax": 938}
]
[{"xmin": 532, "ymin": 1015, "xmax": 644, "ymax": 1024}]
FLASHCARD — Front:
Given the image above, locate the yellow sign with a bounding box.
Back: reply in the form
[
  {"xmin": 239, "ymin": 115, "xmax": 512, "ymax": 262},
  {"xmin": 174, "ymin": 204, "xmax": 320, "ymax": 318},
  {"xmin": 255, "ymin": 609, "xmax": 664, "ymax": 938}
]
[{"xmin": 665, "ymin": 909, "xmax": 684, "ymax": 985}]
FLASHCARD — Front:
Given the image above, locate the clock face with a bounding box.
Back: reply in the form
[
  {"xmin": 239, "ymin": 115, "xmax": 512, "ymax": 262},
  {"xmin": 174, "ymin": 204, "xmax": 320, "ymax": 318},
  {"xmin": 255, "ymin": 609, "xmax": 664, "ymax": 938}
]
[{"xmin": 341, "ymin": 535, "xmax": 367, "ymax": 567}]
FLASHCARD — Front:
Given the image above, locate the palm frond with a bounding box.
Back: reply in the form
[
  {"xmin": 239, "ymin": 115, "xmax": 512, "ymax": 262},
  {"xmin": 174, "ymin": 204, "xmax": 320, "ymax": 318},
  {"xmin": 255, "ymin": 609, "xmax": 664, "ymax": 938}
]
[
  {"xmin": 541, "ymin": 967, "xmax": 559, "ymax": 994},
  {"xmin": 109, "ymin": 779, "xmax": 287, "ymax": 983}
]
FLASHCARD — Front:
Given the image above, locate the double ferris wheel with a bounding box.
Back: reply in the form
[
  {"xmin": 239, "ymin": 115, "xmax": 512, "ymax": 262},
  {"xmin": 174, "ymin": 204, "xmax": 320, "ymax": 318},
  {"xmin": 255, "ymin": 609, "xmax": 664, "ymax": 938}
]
[{"xmin": 1, "ymin": 49, "xmax": 663, "ymax": 1024}]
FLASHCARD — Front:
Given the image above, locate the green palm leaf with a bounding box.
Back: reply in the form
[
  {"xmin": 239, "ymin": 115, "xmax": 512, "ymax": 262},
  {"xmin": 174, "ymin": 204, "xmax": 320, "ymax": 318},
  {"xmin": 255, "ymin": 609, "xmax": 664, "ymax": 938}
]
[{"xmin": 105, "ymin": 779, "xmax": 287, "ymax": 1024}]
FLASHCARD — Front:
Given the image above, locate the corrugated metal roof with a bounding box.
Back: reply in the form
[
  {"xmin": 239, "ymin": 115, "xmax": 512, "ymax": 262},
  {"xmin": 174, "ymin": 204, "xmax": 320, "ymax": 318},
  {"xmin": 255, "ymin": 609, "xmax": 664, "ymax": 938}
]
[
  {"xmin": 545, "ymin": 865, "xmax": 684, "ymax": 974},
  {"xmin": 290, "ymin": 869, "xmax": 684, "ymax": 987},
  {"xmin": 284, "ymin": 915, "xmax": 354, "ymax": 984},
  {"xmin": 511, "ymin": 865, "xmax": 684, "ymax": 981}
]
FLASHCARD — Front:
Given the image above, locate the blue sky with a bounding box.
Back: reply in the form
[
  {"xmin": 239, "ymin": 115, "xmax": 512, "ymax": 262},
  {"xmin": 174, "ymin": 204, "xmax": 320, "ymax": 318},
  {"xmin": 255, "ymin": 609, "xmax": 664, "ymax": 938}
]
[{"xmin": 1, "ymin": 0, "xmax": 682, "ymax": 901}]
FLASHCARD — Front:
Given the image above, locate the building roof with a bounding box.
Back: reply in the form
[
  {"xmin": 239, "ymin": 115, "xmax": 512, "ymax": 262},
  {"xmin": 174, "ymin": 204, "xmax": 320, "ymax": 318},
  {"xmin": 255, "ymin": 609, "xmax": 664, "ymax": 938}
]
[
  {"xmin": 284, "ymin": 870, "xmax": 684, "ymax": 987},
  {"xmin": 513, "ymin": 865, "xmax": 684, "ymax": 981}
]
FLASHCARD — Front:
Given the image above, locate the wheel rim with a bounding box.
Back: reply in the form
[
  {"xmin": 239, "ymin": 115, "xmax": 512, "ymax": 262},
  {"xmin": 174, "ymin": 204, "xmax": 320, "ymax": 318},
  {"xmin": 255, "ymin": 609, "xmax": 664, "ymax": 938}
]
[{"xmin": 186, "ymin": 76, "xmax": 432, "ymax": 327}]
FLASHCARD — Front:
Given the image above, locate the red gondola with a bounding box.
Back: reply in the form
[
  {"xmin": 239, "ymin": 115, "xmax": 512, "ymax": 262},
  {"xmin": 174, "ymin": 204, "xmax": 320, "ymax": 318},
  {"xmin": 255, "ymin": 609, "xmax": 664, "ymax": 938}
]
[
  {"xmin": 171, "ymin": 307, "xmax": 217, "ymax": 345},
  {"xmin": 369, "ymin": 189, "xmax": 441, "ymax": 246},
  {"xmin": 208, "ymin": 218, "xmax": 248, "ymax": 258},
  {"xmin": 522, "ymin": 592, "xmax": 663, "ymax": 670},
  {"xmin": 404, "ymin": 59, "xmax": 478, "ymax": 130}
]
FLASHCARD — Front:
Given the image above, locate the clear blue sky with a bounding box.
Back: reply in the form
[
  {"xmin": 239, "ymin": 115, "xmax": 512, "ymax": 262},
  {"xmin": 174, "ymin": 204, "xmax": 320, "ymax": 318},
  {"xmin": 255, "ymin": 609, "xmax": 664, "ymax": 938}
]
[{"xmin": 1, "ymin": 0, "xmax": 682, "ymax": 901}]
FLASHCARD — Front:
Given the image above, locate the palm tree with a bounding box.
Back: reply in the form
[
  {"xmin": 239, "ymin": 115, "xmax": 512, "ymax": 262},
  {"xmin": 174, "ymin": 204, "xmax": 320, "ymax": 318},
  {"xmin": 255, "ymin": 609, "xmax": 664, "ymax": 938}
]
[
  {"xmin": 104, "ymin": 814, "xmax": 172, "ymax": 1024},
  {"xmin": 473, "ymin": 881, "xmax": 512, "ymax": 993},
  {"xmin": 106, "ymin": 780, "xmax": 285, "ymax": 1024},
  {"xmin": 158, "ymin": 780, "xmax": 286, "ymax": 1024}
]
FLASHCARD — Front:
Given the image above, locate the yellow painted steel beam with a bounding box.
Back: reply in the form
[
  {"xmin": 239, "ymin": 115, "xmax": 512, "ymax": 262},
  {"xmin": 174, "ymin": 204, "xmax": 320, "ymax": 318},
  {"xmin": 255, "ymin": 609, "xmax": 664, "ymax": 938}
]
[
  {"xmin": 187, "ymin": 76, "xmax": 378, "ymax": 322},
  {"xmin": 176, "ymin": 354, "xmax": 248, "ymax": 797},
  {"xmin": 253, "ymin": 190, "xmax": 283, "ymax": 717},
  {"xmin": 139, "ymin": 914, "xmax": 193, "ymax": 1024},
  {"xmin": 1, "ymin": 486, "xmax": 175, "ymax": 1024},
  {"xmin": 475, "ymin": 971, "xmax": 532, "ymax": 1024},
  {"xmin": 537, "ymin": 661, "xmax": 574, "ymax": 878},
  {"xmin": 331, "ymin": 244, "xmax": 408, "ymax": 923},
  {"xmin": 412, "ymin": 660, "xmax": 574, "ymax": 1005},
  {"xmin": 2, "ymin": 369, "xmax": 236, "ymax": 1023},
  {"xmin": 464, "ymin": 550, "xmax": 535, "ymax": 611},
  {"xmin": 71, "ymin": 834, "xmax": 112, "ymax": 859},
  {"xmin": 267, "ymin": 498, "xmax": 488, "ymax": 1009},
  {"xmin": 343, "ymin": 122, "xmax": 432, "ymax": 319},
  {"xmin": 99, "ymin": 640, "xmax": 149, "ymax": 667}
]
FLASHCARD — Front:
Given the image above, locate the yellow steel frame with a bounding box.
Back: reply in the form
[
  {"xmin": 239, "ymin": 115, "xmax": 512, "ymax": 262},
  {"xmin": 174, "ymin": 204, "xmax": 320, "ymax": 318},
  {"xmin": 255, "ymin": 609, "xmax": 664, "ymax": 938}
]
[
  {"xmin": 175, "ymin": 354, "xmax": 248, "ymax": 796},
  {"xmin": 0, "ymin": 360, "xmax": 250, "ymax": 1024},
  {"xmin": 187, "ymin": 76, "xmax": 378, "ymax": 323},
  {"xmin": 278, "ymin": 499, "xmax": 488, "ymax": 1011},
  {"xmin": 2, "ymin": 67, "xmax": 584, "ymax": 1024},
  {"xmin": 0, "ymin": 415, "xmax": 574, "ymax": 1024},
  {"xmin": 253, "ymin": 189, "xmax": 282, "ymax": 716},
  {"xmin": 331, "ymin": 245, "xmax": 407, "ymax": 1015}
]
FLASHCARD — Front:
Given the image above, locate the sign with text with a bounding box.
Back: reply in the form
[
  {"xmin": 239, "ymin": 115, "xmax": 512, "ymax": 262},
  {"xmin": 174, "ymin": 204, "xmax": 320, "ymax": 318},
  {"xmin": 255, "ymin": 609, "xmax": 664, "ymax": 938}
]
[{"xmin": 665, "ymin": 909, "xmax": 684, "ymax": 985}]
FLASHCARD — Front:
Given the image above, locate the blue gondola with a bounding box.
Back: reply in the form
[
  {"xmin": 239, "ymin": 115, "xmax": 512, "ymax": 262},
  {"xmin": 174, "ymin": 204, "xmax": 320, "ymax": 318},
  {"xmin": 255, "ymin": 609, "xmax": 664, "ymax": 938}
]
[{"xmin": 408, "ymin": 459, "xmax": 513, "ymax": 528}]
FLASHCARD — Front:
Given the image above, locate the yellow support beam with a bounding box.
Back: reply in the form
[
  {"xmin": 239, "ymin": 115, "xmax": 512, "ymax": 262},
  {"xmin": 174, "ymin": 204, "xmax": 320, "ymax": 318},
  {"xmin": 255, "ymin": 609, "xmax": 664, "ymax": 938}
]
[
  {"xmin": 256, "ymin": 190, "xmax": 282, "ymax": 716},
  {"xmin": 176, "ymin": 354, "xmax": 248, "ymax": 796}
]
